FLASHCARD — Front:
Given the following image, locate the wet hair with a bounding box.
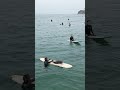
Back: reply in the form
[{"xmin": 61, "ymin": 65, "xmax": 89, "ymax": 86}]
[
  {"xmin": 23, "ymin": 74, "xmax": 30, "ymax": 83},
  {"xmin": 45, "ymin": 57, "xmax": 48, "ymax": 61}
]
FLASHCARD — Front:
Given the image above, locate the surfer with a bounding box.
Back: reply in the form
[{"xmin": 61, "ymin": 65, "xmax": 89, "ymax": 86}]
[
  {"xmin": 62, "ymin": 22, "xmax": 64, "ymax": 25},
  {"xmin": 22, "ymin": 74, "xmax": 35, "ymax": 90},
  {"xmin": 44, "ymin": 57, "xmax": 53, "ymax": 68},
  {"xmin": 70, "ymin": 35, "xmax": 74, "ymax": 41},
  {"xmin": 85, "ymin": 20, "xmax": 95, "ymax": 36},
  {"xmin": 51, "ymin": 19, "xmax": 53, "ymax": 22}
]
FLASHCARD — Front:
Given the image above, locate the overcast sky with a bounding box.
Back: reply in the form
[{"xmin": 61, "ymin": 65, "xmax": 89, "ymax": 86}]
[{"xmin": 35, "ymin": 0, "xmax": 85, "ymax": 14}]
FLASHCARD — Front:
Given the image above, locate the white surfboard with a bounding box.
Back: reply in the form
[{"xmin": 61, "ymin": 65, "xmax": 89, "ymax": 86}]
[
  {"xmin": 68, "ymin": 40, "xmax": 79, "ymax": 43},
  {"xmin": 72, "ymin": 41, "xmax": 79, "ymax": 43},
  {"xmin": 67, "ymin": 40, "xmax": 80, "ymax": 44},
  {"xmin": 11, "ymin": 75, "xmax": 24, "ymax": 84},
  {"xmin": 11, "ymin": 75, "xmax": 35, "ymax": 85},
  {"xmin": 40, "ymin": 58, "xmax": 72, "ymax": 68}
]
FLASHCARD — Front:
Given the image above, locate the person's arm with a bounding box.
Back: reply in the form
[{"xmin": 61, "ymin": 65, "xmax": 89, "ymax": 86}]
[{"xmin": 48, "ymin": 60, "xmax": 53, "ymax": 63}]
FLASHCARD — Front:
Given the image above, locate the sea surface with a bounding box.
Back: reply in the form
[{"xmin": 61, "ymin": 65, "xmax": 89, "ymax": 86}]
[
  {"xmin": 35, "ymin": 14, "xmax": 85, "ymax": 90},
  {"xmin": 0, "ymin": 0, "xmax": 34, "ymax": 90},
  {"xmin": 86, "ymin": 0, "xmax": 120, "ymax": 89}
]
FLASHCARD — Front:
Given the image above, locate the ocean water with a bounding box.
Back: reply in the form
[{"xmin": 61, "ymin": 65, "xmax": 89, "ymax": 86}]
[
  {"xmin": 35, "ymin": 14, "xmax": 85, "ymax": 90},
  {"xmin": 0, "ymin": 0, "xmax": 34, "ymax": 90},
  {"xmin": 86, "ymin": 0, "xmax": 120, "ymax": 89}
]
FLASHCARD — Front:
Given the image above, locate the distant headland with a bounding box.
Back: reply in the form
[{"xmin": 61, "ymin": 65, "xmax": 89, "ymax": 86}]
[{"xmin": 78, "ymin": 10, "xmax": 85, "ymax": 14}]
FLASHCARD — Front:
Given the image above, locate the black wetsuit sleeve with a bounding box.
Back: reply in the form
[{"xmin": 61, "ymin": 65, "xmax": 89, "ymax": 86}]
[{"xmin": 48, "ymin": 60, "xmax": 53, "ymax": 63}]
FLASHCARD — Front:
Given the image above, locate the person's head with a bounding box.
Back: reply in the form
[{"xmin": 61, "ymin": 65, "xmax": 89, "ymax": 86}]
[
  {"xmin": 23, "ymin": 74, "xmax": 30, "ymax": 82},
  {"xmin": 45, "ymin": 57, "xmax": 48, "ymax": 61},
  {"xmin": 87, "ymin": 20, "xmax": 91, "ymax": 25}
]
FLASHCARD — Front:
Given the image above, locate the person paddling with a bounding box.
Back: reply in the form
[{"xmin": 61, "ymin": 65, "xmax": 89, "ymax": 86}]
[
  {"xmin": 22, "ymin": 74, "xmax": 35, "ymax": 90},
  {"xmin": 70, "ymin": 35, "xmax": 74, "ymax": 41},
  {"xmin": 85, "ymin": 20, "xmax": 95, "ymax": 36},
  {"xmin": 44, "ymin": 57, "xmax": 53, "ymax": 68}
]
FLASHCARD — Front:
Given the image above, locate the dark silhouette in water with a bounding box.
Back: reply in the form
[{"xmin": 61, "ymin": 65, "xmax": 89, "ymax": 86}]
[
  {"xmin": 70, "ymin": 35, "xmax": 74, "ymax": 41},
  {"xmin": 92, "ymin": 38, "xmax": 110, "ymax": 46},
  {"xmin": 86, "ymin": 37, "xmax": 110, "ymax": 46},
  {"xmin": 69, "ymin": 23, "xmax": 71, "ymax": 27},
  {"xmin": 68, "ymin": 19, "xmax": 69, "ymax": 20},
  {"xmin": 51, "ymin": 19, "xmax": 53, "ymax": 22},
  {"xmin": 62, "ymin": 22, "xmax": 63, "ymax": 25},
  {"xmin": 85, "ymin": 20, "xmax": 110, "ymax": 46},
  {"xmin": 22, "ymin": 74, "xmax": 35, "ymax": 90},
  {"xmin": 85, "ymin": 20, "xmax": 95, "ymax": 36},
  {"xmin": 44, "ymin": 57, "xmax": 53, "ymax": 68}
]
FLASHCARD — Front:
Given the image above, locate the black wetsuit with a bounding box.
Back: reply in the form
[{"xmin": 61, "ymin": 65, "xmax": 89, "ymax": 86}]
[
  {"xmin": 44, "ymin": 61, "xmax": 49, "ymax": 67},
  {"xmin": 22, "ymin": 78, "xmax": 34, "ymax": 90},
  {"xmin": 70, "ymin": 36, "xmax": 74, "ymax": 41},
  {"xmin": 85, "ymin": 25, "xmax": 94, "ymax": 36},
  {"xmin": 22, "ymin": 83, "xmax": 34, "ymax": 90}
]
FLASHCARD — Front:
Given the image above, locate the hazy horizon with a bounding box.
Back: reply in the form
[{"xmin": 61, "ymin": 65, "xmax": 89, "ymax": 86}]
[{"xmin": 35, "ymin": 0, "xmax": 85, "ymax": 14}]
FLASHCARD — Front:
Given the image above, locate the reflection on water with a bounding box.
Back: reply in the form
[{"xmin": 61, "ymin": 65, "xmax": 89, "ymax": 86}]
[{"xmin": 92, "ymin": 38, "xmax": 110, "ymax": 46}]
